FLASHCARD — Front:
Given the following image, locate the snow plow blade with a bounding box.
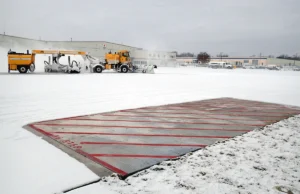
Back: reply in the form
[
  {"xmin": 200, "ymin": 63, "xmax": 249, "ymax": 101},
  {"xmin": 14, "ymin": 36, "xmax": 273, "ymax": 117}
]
[{"xmin": 132, "ymin": 64, "xmax": 156, "ymax": 74}]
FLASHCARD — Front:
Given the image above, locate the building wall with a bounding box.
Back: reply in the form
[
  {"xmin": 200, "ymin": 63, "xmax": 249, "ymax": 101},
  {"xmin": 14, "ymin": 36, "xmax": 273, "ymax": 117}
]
[
  {"xmin": 267, "ymin": 58, "xmax": 300, "ymax": 66},
  {"xmin": 47, "ymin": 41, "xmax": 140, "ymax": 58},
  {"xmin": 0, "ymin": 34, "xmax": 48, "ymax": 51},
  {"xmin": 210, "ymin": 58, "xmax": 267, "ymax": 66},
  {"xmin": 176, "ymin": 57, "xmax": 196, "ymax": 64}
]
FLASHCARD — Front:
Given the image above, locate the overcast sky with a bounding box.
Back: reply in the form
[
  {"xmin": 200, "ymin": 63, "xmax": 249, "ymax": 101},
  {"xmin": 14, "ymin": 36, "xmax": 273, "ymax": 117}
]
[{"xmin": 0, "ymin": 0, "xmax": 299, "ymax": 56}]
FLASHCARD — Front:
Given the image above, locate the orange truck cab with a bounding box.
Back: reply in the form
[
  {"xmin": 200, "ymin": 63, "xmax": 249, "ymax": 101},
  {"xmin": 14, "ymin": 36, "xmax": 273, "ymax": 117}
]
[
  {"xmin": 7, "ymin": 50, "xmax": 35, "ymax": 73},
  {"xmin": 104, "ymin": 50, "xmax": 132, "ymax": 73}
]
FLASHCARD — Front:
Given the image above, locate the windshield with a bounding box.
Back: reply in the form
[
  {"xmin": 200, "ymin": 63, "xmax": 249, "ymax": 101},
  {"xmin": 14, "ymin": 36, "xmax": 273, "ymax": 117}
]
[{"xmin": 123, "ymin": 52, "xmax": 129, "ymax": 57}]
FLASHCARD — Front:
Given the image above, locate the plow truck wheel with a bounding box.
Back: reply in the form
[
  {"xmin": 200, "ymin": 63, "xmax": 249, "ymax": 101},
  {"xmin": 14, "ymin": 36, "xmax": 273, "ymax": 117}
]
[
  {"xmin": 18, "ymin": 66, "xmax": 28, "ymax": 74},
  {"xmin": 29, "ymin": 64, "xmax": 35, "ymax": 73},
  {"xmin": 121, "ymin": 66, "xmax": 129, "ymax": 73},
  {"xmin": 94, "ymin": 66, "xmax": 103, "ymax": 73}
]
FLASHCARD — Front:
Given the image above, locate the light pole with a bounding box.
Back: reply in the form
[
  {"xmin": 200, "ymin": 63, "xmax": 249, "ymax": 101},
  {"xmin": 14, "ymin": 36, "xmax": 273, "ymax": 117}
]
[
  {"xmin": 259, "ymin": 53, "xmax": 262, "ymax": 66},
  {"xmin": 3, "ymin": 20, "xmax": 6, "ymax": 35}
]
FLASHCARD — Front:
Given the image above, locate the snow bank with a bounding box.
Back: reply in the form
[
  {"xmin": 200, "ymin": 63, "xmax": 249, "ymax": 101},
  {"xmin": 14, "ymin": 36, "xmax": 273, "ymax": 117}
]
[{"xmin": 70, "ymin": 115, "xmax": 300, "ymax": 194}]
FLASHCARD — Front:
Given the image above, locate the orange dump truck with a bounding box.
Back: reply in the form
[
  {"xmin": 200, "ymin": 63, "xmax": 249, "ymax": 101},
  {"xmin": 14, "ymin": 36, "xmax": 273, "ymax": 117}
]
[{"xmin": 7, "ymin": 50, "xmax": 35, "ymax": 73}]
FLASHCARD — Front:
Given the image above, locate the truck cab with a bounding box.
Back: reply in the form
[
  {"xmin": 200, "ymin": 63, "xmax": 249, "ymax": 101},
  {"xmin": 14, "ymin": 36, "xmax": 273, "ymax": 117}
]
[
  {"xmin": 103, "ymin": 50, "xmax": 132, "ymax": 73},
  {"xmin": 118, "ymin": 50, "xmax": 131, "ymax": 64}
]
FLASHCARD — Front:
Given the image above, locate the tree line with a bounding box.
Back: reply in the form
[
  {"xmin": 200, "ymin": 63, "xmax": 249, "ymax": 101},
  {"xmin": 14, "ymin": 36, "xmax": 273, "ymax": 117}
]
[{"xmin": 277, "ymin": 54, "xmax": 299, "ymax": 61}]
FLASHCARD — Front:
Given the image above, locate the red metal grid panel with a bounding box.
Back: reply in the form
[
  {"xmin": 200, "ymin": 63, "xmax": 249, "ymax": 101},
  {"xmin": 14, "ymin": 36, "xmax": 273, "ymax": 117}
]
[{"xmin": 26, "ymin": 98, "xmax": 300, "ymax": 177}]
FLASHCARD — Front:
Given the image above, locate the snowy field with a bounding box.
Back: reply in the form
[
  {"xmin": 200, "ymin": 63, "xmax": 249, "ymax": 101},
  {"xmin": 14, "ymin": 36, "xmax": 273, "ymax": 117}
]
[{"xmin": 1, "ymin": 67, "xmax": 300, "ymax": 194}]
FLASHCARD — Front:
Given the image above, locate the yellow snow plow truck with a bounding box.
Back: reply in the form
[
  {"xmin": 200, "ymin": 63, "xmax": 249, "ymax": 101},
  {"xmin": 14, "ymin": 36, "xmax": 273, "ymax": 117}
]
[
  {"xmin": 87, "ymin": 50, "xmax": 133, "ymax": 73},
  {"xmin": 87, "ymin": 50, "xmax": 155, "ymax": 74}
]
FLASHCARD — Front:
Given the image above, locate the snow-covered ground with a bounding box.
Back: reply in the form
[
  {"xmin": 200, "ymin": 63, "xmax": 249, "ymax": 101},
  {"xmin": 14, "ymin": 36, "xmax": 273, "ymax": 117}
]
[{"xmin": 1, "ymin": 67, "xmax": 300, "ymax": 194}]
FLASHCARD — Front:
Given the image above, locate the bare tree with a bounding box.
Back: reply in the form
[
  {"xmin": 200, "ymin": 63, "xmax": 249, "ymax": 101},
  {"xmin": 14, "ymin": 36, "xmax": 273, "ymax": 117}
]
[
  {"xmin": 277, "ymin": 54, "xmax": 289, "ymax": 59},
  {"xmin": 197, "ymin": 52, "xmax": 211, "ymax": 64}
]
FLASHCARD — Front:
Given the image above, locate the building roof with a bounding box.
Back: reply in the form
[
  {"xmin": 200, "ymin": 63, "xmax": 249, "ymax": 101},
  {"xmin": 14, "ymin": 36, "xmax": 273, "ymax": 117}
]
[{"xmin": 0, "ymin": 34, "xmax": 142, "ymax": 49}]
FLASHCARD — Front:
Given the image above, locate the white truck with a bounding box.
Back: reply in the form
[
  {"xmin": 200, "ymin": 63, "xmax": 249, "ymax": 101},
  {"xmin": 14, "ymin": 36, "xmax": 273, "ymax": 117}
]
[{"xmin": 208, "ymin": 62, "xmax": 233, "ymax": 69}]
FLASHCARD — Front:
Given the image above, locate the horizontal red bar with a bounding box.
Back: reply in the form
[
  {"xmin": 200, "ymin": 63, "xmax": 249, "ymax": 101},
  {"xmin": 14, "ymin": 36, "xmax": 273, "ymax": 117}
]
[
  {"xmin": 38, "ymin": 123, "xmax": 251, "ymax": 132},
  {"xmin": 67, "ymin": 118, "xmax": 265, "ymax": 127},
  {"xmin": 144, "ymin": 100, "xmax": 295, "ymax": 108},
  {"xmin": 182, "ymin": 100, "xmax": 281, "ymax": 106},
  {"xmin": 101, "ymin": 114, "xmax": 276, "ymax": 122},
  {"xmin": 184, "ymin": 103, "xmax": 299, "ymax": 110},
  {"xmin": 91, "ymin": 154, "xmax": 177, "ymax": 159},
  {"xmin": 120, "ymin": 110, "xmax": 288, "ymax": 117},
  {"xmin": 29, "ymin": 124, "xmax": 54, "ymax": 137},
  {"xmin": 80, "ymin": 141, "xmax": 207, "ymax": 147},
  {"xmin": 142, "ymin": 107, "xmax": 298, "ymax": 115},
  {"xmin": 162, "ymin": 103, "xmax": 291, "ymax": 108},
  {"xmin": 76, "ymin": 149, "xmax": 127, "ymax": 176},
  {"xmin": 171, "ymin": 105, "xmax": 295, "ymax": 109},
  {"xmin": 52, "ymin": 131, "xmax": 231, "ymax": 138},
  {"xmin": 33, "ymin": 116, "xmax": 82, "ymax": 125}
]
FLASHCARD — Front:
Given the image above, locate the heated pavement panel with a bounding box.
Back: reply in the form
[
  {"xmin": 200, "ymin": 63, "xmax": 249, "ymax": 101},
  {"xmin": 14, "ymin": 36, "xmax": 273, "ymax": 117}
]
[{"xmin": 25, "ymin": 97, "xmax": 300, "ymax": 177}]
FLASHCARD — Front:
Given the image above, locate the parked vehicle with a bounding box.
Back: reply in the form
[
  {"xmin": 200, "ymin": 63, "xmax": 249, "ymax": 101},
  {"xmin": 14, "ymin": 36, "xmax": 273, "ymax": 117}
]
[
  {"xmin": 266, "ymin": 65, "xmax": 281, "ymax": 71},
  {"xmin": 208, "ymin": 62, "xmax": 233, "ymax": 69}
]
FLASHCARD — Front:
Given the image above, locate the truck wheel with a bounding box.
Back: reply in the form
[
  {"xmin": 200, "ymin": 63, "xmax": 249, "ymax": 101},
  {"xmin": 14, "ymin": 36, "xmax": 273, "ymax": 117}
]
[
  {"xmin": 18, "ymin": 66, "xmax": 28, "ymax": 73},
  {"xmin": 94, "ymin": 66, "xmax": 103, "ymax": 73},
  {"xmin": 121, "ymin": 66, "xmax": 128, "ymax": 73},
  {"xmin": 29, "ymin": 64, "xmax": 35, "ymax": 72}
]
